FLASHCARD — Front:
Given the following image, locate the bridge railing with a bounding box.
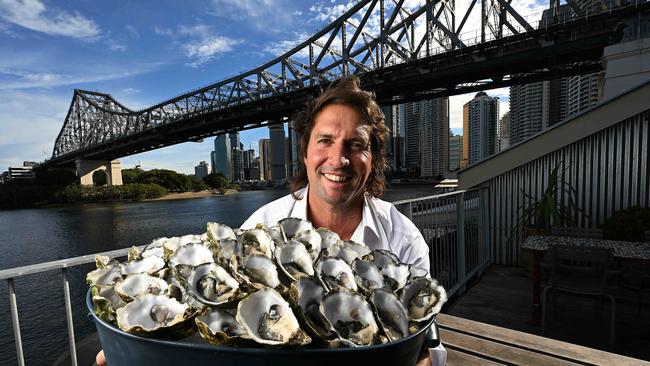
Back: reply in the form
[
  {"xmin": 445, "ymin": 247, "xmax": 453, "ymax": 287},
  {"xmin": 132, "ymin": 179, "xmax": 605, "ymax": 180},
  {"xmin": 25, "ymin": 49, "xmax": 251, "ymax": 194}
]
[{"xmin": 0, "ymin": 189, "xmax": 490, "ymax": 366}]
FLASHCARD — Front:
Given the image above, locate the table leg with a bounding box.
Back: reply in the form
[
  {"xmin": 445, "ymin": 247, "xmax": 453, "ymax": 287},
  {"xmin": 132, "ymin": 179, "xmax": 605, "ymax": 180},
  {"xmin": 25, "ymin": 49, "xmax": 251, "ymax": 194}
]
[{"xmin": 530, "ymin": 251, "xmax": 542, "ymax": 325}]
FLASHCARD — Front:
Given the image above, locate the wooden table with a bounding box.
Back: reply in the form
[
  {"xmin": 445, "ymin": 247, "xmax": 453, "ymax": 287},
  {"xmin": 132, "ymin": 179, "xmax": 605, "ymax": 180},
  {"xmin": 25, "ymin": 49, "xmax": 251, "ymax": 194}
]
[
  {"xmin": 438, "ymin": 313, "xmax": 650, "ymax": 365},
  {"xmin": 520, "ymin": 235, "xmax": 650, "ymax": 323}
]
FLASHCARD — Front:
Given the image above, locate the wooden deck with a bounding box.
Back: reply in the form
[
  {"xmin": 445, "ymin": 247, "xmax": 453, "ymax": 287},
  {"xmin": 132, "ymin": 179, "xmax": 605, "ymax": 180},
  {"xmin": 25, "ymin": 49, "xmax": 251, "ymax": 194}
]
[{"xmin": 438, "ymin": 314, "xmax": 649, "ymax": 366}]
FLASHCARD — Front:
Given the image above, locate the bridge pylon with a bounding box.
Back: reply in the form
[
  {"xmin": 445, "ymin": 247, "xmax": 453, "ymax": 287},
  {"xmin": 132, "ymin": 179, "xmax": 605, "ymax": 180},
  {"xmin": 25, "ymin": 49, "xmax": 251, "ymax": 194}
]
[{"xmin": 75, "ymin": 159, "xmax": 123, "ymax": 186}]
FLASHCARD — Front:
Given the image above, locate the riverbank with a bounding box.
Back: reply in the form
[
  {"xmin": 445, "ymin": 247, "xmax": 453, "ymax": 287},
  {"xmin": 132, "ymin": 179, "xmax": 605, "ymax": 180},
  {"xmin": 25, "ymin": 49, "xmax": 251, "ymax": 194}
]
[{"xmin": 145, "ymin": 188, "xmax": 239, "ymax": 201}]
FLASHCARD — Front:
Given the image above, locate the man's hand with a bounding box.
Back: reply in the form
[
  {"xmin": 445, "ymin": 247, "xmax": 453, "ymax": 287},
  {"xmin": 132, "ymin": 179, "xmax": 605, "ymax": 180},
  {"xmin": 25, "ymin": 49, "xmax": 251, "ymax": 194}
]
[
  {"xmin": 416, "ymin": 346, "xmax": 432, "ymax": 366},
  {"xmin": 96, "ymin": 350, "xmax": 106, "ymax": 366}
]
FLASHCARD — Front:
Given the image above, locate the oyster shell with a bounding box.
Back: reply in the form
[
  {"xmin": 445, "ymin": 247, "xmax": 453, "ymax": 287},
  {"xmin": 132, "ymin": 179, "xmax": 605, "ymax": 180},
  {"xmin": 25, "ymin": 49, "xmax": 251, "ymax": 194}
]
[
  {"xmin": 120, "ymin": 255, "xmax": 166, "ymax": 276},
  {"xmin": 320, "ymin": 290, "xmax": 379, "ymax": 347},
  {"xmin": 316, "ymin": 228, "xmax": 341, "ymax": 250},
  {"xmin": 186, "ymin": 263, "xmax": 240, "ymax": 308},
  {"xmin": 370, "ymin": 289, "xmax": 409, "ymax": 342},
  {"xmin": 237, "ymin": 229, "xmax": 274, "ymax": 258},
  {"xmin": 293, "ymin": 229, "xmax": 322, "ymax": 260},
  {"xmin": 91, "ymin": 285, "xmax": 127, "ymax": 324},
  {"xmin": 326, "ymin": 240, "xmax": 370, "ymax": 264},
  {"xmin": 196, "ymin": 308, "xmax": 249, "ymax": 346},
  {"xmin": 168, "ymin": 243, "xmax": 214, "ymax": 268},
  {"xmin": 213, "ymin": 238, "xmax": 242, "ymax": 267},
  {"xmin": 116, "ymin": 294, "xmax": 195, "ymax": 338},
  {"xmin": 364, "ymin": 249, "xmax": 399, "ymax": 269},
  {"xmin": 232, "ymin": 254, "xmax": 281, "ymax": 290},
  {"xmin": 86, "ymin": 265, "xmax": 122, "ymax": 287},
  {"xmin": 400, "ymin": 277, "xmax": 448, "ymax": 322},
  {"xmin": 278, "ymin": 217, "xmax": 313, "ymax": 242},
  {"xmin": 275, "ymin": 240, "xmax": 315, "ymax": 281},
  {"xmin": 315, "ymin": 257, "xmax": 358, "ymax": 292},
  {"xmin": 236, "ymin": 288, "xmax": 311, "ymax": 346},
  {"xmin": 350, "ymin": 258, "xmax": 384, "ymax": 295},
  {"xmin": 114, "ymin": 273, "xmax": 169, "ymax": 301},
  {"xmin": 380, "ymin": 262, "xmax": 410, "ymax": 292},
  {"xmin": 288, "ymin": 277, "xmax": 333, "ymax": 341},
  {"xmin": 206, "ymin": 222, "xmax": 236, "ymax": 244}
]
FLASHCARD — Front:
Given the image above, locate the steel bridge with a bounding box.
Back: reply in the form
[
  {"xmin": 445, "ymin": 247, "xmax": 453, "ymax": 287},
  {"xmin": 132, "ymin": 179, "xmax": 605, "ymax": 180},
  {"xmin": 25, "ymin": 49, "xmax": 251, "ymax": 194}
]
[{"xmin": 46, "ymin": 0, "xmax": 649, "ymax": 168}]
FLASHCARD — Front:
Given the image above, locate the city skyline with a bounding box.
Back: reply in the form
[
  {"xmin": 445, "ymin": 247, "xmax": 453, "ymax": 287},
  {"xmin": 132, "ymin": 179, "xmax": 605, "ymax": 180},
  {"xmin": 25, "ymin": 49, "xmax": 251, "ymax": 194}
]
[{"xmin": 0, "ymin": 0, "xmax": 523, "ymax": 175}]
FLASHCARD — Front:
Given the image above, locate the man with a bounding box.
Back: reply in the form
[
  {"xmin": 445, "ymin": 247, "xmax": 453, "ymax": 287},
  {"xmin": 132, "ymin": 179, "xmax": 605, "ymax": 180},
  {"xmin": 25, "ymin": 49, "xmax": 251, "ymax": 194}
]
[
  {"xmin": 97, "ymin": 76, "xmax": 443, "ymax": 365},
  {"xmin": 241, "ymin": 76, "xmax": 443, "ymax": 366}
]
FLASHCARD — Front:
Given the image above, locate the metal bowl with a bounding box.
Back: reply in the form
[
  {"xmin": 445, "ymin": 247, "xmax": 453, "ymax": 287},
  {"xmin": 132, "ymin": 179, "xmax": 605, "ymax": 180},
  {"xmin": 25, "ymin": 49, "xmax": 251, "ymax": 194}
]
[{"xmin": 87, "ymin": 290, "xmax": 439, "ymax": 366}]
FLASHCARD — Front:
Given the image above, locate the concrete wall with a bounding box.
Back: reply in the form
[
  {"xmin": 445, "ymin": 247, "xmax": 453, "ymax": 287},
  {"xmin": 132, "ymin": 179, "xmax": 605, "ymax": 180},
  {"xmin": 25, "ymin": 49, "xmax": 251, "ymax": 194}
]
[{"xmin": 76, "ymin": 159, "xmax": 123, "ymax": 186}]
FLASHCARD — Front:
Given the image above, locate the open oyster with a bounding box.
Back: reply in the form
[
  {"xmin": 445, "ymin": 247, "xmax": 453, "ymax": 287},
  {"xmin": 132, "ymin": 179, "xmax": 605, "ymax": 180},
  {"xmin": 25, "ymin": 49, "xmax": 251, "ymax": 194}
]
[
  {"xmin": 168, "ymin": 243, "xmax": 214, "ymax": 268},
  {"xmin": 325, "ymin": 240, "xmax": 371, "ymax": 264},
  {"xmin": 275, "ymin": 240, "xmax": 314, "ymax": 282},
  {"xmin": 116, "ymin": 294, "xmax": 196, "ymax": 338},
  {"xmin": 364, "ymin": 249, "xmax": 399, "ymax": 269},
  {"xmin": 91, "ymin": 285, "xmax": 127, "ymax": 324},
  {"xmin": 186, "ymin": 263, "xmax": 240, "ymax": 308},
  {"xmin": 288, "ymin": 277, "xmax": 333, "ymax": 342},
  {"xmin": 206, "ymin": 222, "xmax": 236, "ymax": 244},
  {"xmin": 278, "ymin": 217, "xmax": 313, "ymax": 242},
  {"xmin": 114, "ymin": 273, "xmax": 169, "ymax": 301},
  {"xmin": 232, "ymin": 254, "xmax": 282, "ymax": 290},
  {"xmin": 196, "ymin": 308, "xmax": 249, "ymax": 346},
  {"xmin": 237, "ymin": 229, "xmax": 274, "ymax": 258},
  {"xmin": 293, "ymin": 229, "xmax": 322, "ymax": 260},
  {"xmin": 315, "ymin": 257, "xmax": 358, "ymax": 292},
  {"xmin": 371, "ymin": 289, "xmax": 409, "ymax": 342},
  {"xmin": 351, "ymin": 258, "xmax": 384, "ymax": 295},
  {"xmin": 236, "ymin": 288, "xmax": 311, "ymax": 346},
  {"xmin": 213, "ymin": 238, "xmax": 242, "ymax": 267},
  {"xmin": 316, "ymin": 228, "xmax": 341, "ymax": 250},
  {"xmin": 381, "ymin": 262, "xmax": 411, "ymax": 292},
  {"xmin": 87, "ymin": 265, "xmax": 122, "ymax": 287},
  {"xmin": 400, "ymin": 277, "xmax": 448, "ymax": 322},
  {"xmin": 320, "ymin": 290, "xmax": 379, "ymax": 347}
]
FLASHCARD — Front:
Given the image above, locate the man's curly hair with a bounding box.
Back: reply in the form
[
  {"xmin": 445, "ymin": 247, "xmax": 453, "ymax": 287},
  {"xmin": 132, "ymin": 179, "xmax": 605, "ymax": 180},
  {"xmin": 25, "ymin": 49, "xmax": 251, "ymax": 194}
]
[{"xmin": 290, "ymin": 75, "xmax": 389, "ymax": 198}]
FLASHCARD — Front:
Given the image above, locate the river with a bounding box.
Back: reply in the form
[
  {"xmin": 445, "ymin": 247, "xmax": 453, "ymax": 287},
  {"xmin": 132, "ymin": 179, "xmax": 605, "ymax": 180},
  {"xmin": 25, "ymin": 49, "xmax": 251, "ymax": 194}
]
[{"xmin": 0, "ymin": 184, "xmax": 435, "ymax": 366}]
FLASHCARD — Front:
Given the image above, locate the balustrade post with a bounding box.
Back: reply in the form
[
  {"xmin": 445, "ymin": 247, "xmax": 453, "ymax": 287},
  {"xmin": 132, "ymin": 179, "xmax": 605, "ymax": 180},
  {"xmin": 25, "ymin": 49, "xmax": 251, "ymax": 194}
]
[
  {"xmin": 456, "ymin": 192, "xmax": 466, "ymax": 293},
  {"xmin": 8, "ymin": 278, "xmax": 25, "ymax": 366},
  {"xmin": 62, "ymin": 268, "xmax": 78, "ymax": 366}
]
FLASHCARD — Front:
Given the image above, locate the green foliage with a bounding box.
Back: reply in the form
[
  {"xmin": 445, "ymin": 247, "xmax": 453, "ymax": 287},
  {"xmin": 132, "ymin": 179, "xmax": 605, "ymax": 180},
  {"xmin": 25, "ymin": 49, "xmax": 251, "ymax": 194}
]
[
  {"xmin": 93, "ymin": 171, "xmax": 107, "ymax": 186},
  {"xmin": 134, "ymin": 169, "xmax": 204, "ymax": 192},
  {"xmin": 52, "ymin": 183, "xmax": 168, "ymax": 203},
  {"xmin": 603, "ymin": 206, "xmax": 650, "ymax": 242},
  {"xmin": 121, "ymin": 168, "xmax": 144, "ymax": 184},
  {"xmin": 0, "ymin": 185, "xmax": 59, "ymax": 208},
  {"xmin": 203, "ymin": 173, "xmax": 229, "ymax": 189}
]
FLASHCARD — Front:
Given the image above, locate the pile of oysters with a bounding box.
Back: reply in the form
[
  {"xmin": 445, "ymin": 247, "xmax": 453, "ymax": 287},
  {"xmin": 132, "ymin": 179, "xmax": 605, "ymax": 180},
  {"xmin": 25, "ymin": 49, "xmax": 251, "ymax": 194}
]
[{"xmin": 87, "ymin": 218, "xmax": 447, "ymax": 348}]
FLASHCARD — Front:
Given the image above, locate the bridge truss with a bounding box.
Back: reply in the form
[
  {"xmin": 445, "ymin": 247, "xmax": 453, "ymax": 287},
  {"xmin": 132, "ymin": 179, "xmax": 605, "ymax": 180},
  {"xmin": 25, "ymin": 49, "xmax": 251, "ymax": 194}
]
[{"xmin": 50, "ymin": 0, "xmax": 648, "ymax": 166}]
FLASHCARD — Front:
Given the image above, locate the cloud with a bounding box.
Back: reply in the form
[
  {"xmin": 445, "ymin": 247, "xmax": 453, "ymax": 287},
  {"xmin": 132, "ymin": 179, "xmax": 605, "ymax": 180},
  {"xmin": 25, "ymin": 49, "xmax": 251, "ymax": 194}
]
[
  {"xmin": 0, "ymin": 63, "xmax": 163, "ymax": 90},
  {"xmin": 125, "ymin": 25, "xmax": 139, "ymax": 39},
  {"xmin": 0, "ymin": 0, "xmax": 100, "ymax": 39},
  {"xmin": 156, "ymin": 24, "xmax": 241, "ymax": 67},
  {"xmin": 108, "ymin": 39, "xmax": 127, "ymax": 52},
  {"xmin": 122, "ymin": 88, "xmax": 141, "ymax": 95},
  {"xmin": 263, "ymin": 32, "xmax": 310, "ymax": 58},
  {"xmin": 209, "ymin": 0, "xmax": 297, "ymax": 32}
]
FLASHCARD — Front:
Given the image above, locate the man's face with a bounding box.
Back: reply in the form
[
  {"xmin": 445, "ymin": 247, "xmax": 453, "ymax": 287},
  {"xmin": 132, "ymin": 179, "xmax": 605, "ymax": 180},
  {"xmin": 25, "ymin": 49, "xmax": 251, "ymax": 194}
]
[{"xmin": 305, "ymin": 103, "xmax": 373, "ymax": 208}]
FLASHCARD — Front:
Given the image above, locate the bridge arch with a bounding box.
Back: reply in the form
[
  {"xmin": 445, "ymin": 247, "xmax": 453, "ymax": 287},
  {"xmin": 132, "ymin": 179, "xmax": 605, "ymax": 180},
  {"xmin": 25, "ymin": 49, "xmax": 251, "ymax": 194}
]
[{"xmin": 75, "ymin": 160, "xmax": 123, "ymax": 186}]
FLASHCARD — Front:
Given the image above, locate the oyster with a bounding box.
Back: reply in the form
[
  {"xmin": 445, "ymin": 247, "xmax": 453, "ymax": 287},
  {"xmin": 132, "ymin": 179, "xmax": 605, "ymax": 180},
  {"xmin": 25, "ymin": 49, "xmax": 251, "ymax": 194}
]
[
  {"xmin": 114, "ymin": 273, "xmax": 169, "ymax": 301},
  {"xmin": 236, "ymin": 288, "xmax": 311, "ymax": 346},
  {"xmin": 326, "ymin": 240, "xmax": 370, "ymax": 264},
  {"xmin": 288, "ymin": 277, "xmax": 333, "ymax": 341},
  {"xmin": 213, "ymin": 238, "xmax": 242, "ymax": 267},
  {"xmin": 275, "ymin": 240, "xmax": 314, "ymax": 281},
  {"xmin": 232, "ymin": 254, "xmax": 281, "ymax": 290},
  {"xmin": 320, "ymin": 290, "xmax": 379, "ymax": 347},
  {"xmin": 120, "ymin": 255, "xmax": 166, "ymax": 276},
  {"xmin": 168, "ymin": 243, "xmax": 214, "ymax": 268},
  {"xmin": 116, "ymin": 294, "xmax": 195, "ymax": 338},
  {"xmin": 278, "ymin": 217, "xmax": 313, "ymax": 242},
  {"xmin": 316, "ymin": 228, "xmax": 341, "ymax": 250},
  {"xmin": 380, "ymin": 262, "xmax": 410, "ymax": 292},
  {"xmin": 92, "ymin": 285, "xmax": 127, "ymax": 324},
  {"xmin": 86, "ymin": 265, "xmax": 122, "ymax": 287},
  {"xmin": 400, "ymin": 277, "xmax": 448, "ymax": 322},
  {"xmin": 293, "ymin": 229, "xmax": 322, "ymax": 260},
  {"xmin": 186, "ymin": 263, "xmax": 240, "ymax": 307},
  {"xmin": 142, "ymin": 237, "xmax": 169, "ymax": 258},
  {"xmin": 364, "ymin": 249, "xmax": 399, "ymax": 269},
  {"xmin": 261, "ymin": 225, "xmax": 286, "ymax": 248},
  {"xmin": 350, "ymin": 258, "xmax": 384, "ymax": 294},
  {"xmin": 315, "ymin": 257, "xmax": 358, "ymax": 292},
  {"xmin": 196, "ymin": 308, "xmax": 249, "ymax": 346},
  {"xmin": 237, "ymin": 229, "xmax": 274, "ymax": 258},
  {"xmin": 370, "ymin": 289, "xmax": 409, "ymax": 342},
  {"xmin": 206, "ymin": 222, "xmax": 236, "ymax": 244}
]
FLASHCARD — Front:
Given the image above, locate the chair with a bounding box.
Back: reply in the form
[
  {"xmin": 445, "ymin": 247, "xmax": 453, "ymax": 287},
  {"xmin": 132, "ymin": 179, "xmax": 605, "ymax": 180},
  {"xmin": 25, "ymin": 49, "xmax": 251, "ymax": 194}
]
[{"xmin": 541, "ymin": 244, "xmax": 617, "ymax": 349}]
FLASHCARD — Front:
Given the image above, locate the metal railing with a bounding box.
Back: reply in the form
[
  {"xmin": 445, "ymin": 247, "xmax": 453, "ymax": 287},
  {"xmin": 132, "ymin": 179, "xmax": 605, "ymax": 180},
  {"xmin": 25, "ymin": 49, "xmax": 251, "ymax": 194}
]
[
  {"xmin": 393, "ymin": 188, "xmax": 491, "ymax": 297},
  {"xmin": 0, "ymin": 190, "xmax": 491, "ymax": 365}
]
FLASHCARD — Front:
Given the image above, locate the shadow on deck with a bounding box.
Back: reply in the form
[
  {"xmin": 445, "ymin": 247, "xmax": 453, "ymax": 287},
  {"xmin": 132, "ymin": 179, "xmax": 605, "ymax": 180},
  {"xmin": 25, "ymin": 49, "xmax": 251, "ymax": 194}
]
[{"xmin": 445, "ymin": 265, "xmax": 650, "ymax": 361}]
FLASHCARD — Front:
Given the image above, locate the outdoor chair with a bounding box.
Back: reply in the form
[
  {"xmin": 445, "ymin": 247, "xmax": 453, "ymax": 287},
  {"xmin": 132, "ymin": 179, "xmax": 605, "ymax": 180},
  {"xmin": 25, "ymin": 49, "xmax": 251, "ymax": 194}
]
[{"xmin": 541, "ymin": 244, "xmax": 617, "ymax": 349}]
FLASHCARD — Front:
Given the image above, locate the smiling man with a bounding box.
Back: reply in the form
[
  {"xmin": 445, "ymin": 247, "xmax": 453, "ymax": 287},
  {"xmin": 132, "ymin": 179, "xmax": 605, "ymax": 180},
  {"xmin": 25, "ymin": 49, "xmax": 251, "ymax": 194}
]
[{"xmin": 241, "ymin": 76, "xmax": 444, "ymax": 366}]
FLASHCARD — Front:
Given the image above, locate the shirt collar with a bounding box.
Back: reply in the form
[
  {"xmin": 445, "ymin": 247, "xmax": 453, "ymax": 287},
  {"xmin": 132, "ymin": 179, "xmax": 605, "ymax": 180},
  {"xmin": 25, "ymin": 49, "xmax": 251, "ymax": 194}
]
[{"xmin": 291, "ymin": 185, "xmax": 383, "ymax": 250}]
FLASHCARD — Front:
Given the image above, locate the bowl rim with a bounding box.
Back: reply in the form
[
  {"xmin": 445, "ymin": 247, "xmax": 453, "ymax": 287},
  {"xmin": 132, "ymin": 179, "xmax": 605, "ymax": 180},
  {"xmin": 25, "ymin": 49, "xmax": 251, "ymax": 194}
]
[{"xmin": 87, "ymin": 288, "xmax": 436, "ymax": 354}]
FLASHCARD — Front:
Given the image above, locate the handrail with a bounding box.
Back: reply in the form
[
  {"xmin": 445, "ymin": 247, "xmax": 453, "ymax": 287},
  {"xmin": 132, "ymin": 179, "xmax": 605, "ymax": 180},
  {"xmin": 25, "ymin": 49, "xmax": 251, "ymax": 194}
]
[{"xmin": 2, "ymin": 190, "xmax": 490, "ymax": 366}]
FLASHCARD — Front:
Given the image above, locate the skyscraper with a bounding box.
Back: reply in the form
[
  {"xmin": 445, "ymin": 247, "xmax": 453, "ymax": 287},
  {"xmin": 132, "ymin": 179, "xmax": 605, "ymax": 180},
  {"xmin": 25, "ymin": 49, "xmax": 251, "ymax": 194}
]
[
  {"xmin": 213, "ymin": 134, "xmax": 232, "ymax": 180},
  {"xmin": 462, "ymin": 92, "xmax": 498, "ymax": 166},
  {"xmin": 403, "ymin": 98, "xmax": 449, "ymax": 177},
  {"xmin": 509, "ymin": 82, "xmax": 549, "ymax": 145},
  {"xmin": 230, "ymin": 133, "xmax": 243, "ymax": 181},
  {"xmin": 194, "ymin": 161, "xmax": 209, "ymax": 179},
  {"xmin": 258, "ymin": 139, "xmax": 271, "ymax": 181},
  {"xmin": 498, "ymin": 111, "xmax": 510, "ymax": 151},
  {"xmin": 269, "ymin": 123, "xmax": 286, "ymax": 181},
  {"xmin": 449, "ymin": 131, "xmax": 462, "ymax": 172}
]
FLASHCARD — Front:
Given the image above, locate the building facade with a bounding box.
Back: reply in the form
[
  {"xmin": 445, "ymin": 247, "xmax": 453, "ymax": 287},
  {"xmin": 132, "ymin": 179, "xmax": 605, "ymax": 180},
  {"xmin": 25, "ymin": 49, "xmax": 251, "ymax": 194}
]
[
  {"xmin": 462, "ymin": 92, "xmax": 498, "ymax": 166},
  {"xmin": 449, "ymin": 132, "xmax": 462, "ymax": 172},
  {"xmin": 269, "ymin": 123, "xmax": 286, "ymax": 181},
  {"xmin": 194, "ymin": 161, "xmax": 209, "ymax": 179},
  {"xmin": 213, "ymin": 134, "xmax": 232, "ymax": 180},
  {"xmin": 258, "ymin": 139, "xmax": 271, "ymax": 181}
]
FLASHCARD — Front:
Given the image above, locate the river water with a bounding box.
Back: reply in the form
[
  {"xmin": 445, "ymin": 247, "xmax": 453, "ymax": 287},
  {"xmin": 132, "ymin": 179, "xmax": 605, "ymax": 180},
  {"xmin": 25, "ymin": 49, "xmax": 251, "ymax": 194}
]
[{"xmin": 0, "ymin": 185, "xmax": 433, "ymax": 366}]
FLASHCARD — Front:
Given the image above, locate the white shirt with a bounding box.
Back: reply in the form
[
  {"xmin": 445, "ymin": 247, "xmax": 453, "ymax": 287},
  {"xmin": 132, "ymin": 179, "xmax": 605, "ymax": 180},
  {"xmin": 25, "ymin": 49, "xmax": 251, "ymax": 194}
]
[{"xmin": 241, "ymin": 185, "xmax": 430, "ymax": 274}]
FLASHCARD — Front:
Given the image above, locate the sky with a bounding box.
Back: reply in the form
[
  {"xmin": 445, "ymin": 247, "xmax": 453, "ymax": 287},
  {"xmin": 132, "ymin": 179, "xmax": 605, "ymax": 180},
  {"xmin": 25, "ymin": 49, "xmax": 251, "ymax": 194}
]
[{"xmin": 0, "ymin": 0, "xmax": 547, "ymax": 174}]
